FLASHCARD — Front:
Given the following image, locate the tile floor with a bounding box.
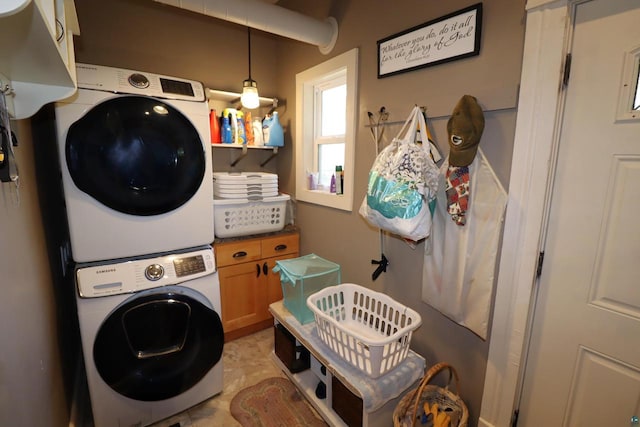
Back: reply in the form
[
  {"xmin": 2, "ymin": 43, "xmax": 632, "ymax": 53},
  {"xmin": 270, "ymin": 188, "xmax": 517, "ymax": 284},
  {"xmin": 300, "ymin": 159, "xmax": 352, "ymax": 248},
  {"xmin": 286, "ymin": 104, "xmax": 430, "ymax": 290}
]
[{"xmin": 151, "ymin": 327, "xmax": 286, "ymax": 427}]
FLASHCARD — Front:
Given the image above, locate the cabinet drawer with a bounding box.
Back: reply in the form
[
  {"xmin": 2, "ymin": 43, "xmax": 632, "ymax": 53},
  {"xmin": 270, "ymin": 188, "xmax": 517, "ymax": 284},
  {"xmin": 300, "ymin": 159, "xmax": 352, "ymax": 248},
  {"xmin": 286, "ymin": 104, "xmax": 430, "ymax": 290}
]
[
  {"xmin": 215, "ymin": 240, "xmax": 262, "ymax": 267},
  {"xmin": 261, "ymin": 233, "xmax": 299, "ymax": 259}
]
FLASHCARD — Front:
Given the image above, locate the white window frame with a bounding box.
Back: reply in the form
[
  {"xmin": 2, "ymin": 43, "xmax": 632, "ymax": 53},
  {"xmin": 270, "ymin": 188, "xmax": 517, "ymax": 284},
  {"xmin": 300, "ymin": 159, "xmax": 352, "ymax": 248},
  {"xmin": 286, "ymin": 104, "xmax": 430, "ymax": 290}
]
[
  {"xmin": 313, "ymin": 76, "xmax": 346, "ymax": 189},
  {"xmin": 295, "ymin": 48, "xmax": 358, "ymax": 211}
]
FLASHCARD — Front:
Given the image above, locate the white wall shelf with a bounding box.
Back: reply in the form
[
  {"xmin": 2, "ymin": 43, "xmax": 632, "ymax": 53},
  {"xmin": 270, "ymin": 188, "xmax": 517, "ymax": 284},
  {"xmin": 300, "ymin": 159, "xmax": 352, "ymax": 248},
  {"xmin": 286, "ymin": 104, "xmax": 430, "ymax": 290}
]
[
  {"xmin": 211, "ymin": 144, "xmax": 279, "ymax": 167},
  {"xmin": 207, "ymin": 88, "xmax": 281, "ymax": 167},
  {"xmin": 206, "ymin": 88, "xmax": 278, "ymax": 111}
]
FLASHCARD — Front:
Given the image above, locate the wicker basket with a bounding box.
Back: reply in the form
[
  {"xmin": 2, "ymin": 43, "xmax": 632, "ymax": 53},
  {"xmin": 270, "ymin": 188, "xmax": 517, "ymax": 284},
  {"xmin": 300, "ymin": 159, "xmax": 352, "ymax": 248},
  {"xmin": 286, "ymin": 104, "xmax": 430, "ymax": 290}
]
[{"xmin": 393, "ymin": 362, "xmax": 469, "ymax": 427}]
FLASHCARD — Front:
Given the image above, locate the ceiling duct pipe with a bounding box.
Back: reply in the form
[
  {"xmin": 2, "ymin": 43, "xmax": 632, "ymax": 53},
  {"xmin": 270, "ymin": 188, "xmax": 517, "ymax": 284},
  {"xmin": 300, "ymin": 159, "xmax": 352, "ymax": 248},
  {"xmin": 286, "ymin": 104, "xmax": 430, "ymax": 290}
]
[{"xmin": 154, "ymin": 0, "xmax": 339, "ymax": 54}]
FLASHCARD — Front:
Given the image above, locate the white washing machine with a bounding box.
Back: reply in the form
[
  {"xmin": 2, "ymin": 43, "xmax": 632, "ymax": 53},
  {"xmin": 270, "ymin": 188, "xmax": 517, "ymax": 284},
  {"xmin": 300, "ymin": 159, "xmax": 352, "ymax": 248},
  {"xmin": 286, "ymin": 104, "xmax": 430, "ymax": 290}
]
[
  {"xmin": 75, "ymin": 246, "xmax": 224, "ymax": 427},
  {"xmin": 54, "ymin": 63, "xmax": 214, "ymax": 262}
]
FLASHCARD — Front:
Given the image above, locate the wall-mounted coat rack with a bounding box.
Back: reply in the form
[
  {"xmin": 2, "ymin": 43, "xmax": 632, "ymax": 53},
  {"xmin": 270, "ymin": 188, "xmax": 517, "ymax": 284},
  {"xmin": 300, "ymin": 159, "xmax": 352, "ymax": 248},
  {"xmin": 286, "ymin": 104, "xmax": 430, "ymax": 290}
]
[
  {"xmin": 366, "ymin": 107, "xmax": 389, "ymax": 281},
  {"xmin": 364, "ymin": 105, "xmax": 513, "ymax": 128}
]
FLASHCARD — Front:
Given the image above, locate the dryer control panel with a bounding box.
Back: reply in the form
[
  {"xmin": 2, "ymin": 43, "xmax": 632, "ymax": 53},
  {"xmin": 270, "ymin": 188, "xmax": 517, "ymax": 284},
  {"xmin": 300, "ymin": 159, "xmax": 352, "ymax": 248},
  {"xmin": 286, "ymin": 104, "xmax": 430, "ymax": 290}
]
[
  {"xmin": 75, "ymin": 63, "xmax": 206, "ymax": 102},
  {"xmin": 76, "ymin": 246, "xmax": 216, "ymax": 298}
]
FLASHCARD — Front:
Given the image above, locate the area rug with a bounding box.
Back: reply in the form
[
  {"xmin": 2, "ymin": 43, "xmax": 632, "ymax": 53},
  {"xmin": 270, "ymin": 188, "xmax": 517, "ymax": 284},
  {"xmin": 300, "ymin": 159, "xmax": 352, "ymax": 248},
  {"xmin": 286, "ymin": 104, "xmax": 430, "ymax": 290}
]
[{"xmin": 230, "ymin": 377, "xmax": 328, "ymax": 427}]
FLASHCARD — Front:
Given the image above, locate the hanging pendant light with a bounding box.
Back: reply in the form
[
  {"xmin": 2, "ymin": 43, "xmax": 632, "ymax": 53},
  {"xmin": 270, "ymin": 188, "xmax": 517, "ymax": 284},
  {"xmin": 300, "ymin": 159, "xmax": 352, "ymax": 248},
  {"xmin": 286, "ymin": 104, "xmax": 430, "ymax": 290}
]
[{"xmin": 241, "ymin": 27, "xmax": 260, "ymax": 109}]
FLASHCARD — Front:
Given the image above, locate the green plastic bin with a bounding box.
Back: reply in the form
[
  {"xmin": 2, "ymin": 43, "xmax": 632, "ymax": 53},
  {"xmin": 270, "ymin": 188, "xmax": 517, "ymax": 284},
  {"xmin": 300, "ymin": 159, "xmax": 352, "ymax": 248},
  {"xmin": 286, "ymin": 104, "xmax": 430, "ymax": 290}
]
[{"xmin": 273, "ymin": 254, "xmax": 341, "ymax": 324}]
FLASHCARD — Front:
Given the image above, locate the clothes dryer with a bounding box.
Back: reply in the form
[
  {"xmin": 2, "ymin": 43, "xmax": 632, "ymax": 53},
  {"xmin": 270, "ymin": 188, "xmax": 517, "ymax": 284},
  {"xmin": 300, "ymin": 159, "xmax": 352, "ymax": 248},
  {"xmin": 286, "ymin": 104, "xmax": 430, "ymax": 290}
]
[
  {"xmin": 75, "ymin": 246, "xmax": 223, "ymax": 427},
  {"xmin": 55, "ymin": 63, "xmax": 214, "ymax": 262}
]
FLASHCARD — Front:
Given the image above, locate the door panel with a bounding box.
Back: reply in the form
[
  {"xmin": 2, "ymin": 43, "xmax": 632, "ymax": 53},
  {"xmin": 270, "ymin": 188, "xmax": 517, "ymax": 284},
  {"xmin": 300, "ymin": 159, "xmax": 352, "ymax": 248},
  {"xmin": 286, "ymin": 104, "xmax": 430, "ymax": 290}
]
[
  {"xmin": 93, "ymin": 289, "xmax": 223, "ymax": 401},
  {"xmin": 218, "ymin": 261, "xmax": 265, "ymax": 331},
  {"xmin": 589, "ymin": 156, "xmax": 640, "ymax": 318},
  {"xmin": 264, "ymin": 254, "xmax": 298, "ymax": 321},
  {"xmin": 563, "ymin": 348, "xmax": 640, "ymax": 426},
  {"xmin": 66, "ymin": 95, "xmax": 205, "ymax": 215},
  {"xmin": 519, "ymin": 1, "xmax": 640, "ymax": 425}
]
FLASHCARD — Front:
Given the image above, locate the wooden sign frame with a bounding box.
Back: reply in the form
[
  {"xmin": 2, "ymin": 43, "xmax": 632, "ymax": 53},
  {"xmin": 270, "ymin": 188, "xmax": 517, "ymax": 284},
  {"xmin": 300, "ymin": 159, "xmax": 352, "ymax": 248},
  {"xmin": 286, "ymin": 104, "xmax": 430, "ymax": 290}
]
[{"xmin": 377, "ymin": 3, "xmax": 483, "ymax": 78}]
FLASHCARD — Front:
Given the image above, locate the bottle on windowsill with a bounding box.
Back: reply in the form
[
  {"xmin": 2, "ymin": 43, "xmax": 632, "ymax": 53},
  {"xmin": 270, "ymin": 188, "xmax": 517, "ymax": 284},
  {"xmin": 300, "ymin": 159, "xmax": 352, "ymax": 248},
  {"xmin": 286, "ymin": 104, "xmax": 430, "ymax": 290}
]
[{"xmin": 335, "ymin": 165, "xmax": 343, "ymax": 195}]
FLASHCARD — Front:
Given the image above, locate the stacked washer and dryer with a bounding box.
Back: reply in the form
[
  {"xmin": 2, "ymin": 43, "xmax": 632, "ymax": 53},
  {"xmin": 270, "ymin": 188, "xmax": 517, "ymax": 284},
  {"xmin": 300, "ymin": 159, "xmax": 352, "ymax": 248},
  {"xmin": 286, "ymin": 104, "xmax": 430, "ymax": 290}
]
[{"xmin": 53, "ymin": 64, "xmax": 224, "ymax": 427}]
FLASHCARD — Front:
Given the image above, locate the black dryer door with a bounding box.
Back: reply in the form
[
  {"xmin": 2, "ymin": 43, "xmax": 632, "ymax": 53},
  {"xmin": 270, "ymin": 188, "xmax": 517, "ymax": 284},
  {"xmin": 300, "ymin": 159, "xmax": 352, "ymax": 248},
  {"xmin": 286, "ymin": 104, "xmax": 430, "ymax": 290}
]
[
  {"xmin": 65, "ymin": 95, "xmax": 205, "ymax": 216},
  {"xmin": 93, "ymin": 289, "xmax": 223, "ymax": 401}
]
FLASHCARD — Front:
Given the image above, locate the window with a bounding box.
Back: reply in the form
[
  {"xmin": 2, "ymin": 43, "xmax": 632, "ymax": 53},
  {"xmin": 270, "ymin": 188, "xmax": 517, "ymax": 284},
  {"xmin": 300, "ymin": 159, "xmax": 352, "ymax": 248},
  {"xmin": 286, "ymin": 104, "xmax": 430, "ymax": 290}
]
[
  {"xmin": 295, "ymin": 48, "xmax": 358, "ymax": 211},
  {"xmin": 616, "ymin": 44, "xmax": 640, "ymax": 121},
  {"xmin": 634, "ymin": 60, "xmax": 640, "ymax": 110}
]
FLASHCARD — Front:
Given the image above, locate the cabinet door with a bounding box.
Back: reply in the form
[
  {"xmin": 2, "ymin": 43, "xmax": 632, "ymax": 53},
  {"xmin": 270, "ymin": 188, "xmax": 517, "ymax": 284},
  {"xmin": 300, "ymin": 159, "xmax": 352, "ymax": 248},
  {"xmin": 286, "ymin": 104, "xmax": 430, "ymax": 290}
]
[
  {"xmin": 262, "ymin": 254, "xmax": 298, "ymax": 321},
  {"xmin": 218, "ymin": 261, "xmax": 266, "ymax": 333}
]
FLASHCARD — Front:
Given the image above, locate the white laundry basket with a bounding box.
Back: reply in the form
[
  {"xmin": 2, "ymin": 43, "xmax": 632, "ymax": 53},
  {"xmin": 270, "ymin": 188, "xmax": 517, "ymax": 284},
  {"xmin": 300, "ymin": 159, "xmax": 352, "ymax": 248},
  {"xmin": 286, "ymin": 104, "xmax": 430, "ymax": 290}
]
[
  {"xmin": 213, "ymin": 194, "xmax": 289, "ymax": 238},
  {"xmin": 307, "ymin": 283, "xmax": 422, "ymax": 378}
]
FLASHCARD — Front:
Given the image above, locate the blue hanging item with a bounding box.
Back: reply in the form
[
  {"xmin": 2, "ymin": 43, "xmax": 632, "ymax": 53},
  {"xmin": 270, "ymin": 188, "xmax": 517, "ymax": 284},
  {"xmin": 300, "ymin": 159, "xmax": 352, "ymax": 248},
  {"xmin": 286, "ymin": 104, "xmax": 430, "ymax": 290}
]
[
  {"xmin": 264, "ymin": 111, "xmax": 284, "ymax": 147},
  {"xmin": 221, "ymin": 115, "xmax": 232, "ymax": 144},
  {"xmin": 236, "ymin": 111, "xmax": 246, "ymax": 145}
]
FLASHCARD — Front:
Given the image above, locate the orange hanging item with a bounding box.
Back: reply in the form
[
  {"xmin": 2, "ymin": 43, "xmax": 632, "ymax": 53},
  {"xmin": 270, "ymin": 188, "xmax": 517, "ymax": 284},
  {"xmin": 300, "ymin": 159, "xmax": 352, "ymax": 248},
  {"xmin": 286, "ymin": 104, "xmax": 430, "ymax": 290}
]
[
  {"xmin": 244, "ymin": 111, "xmax": 254, "ymax": 145},
  {"xmin": 209, "ymin": 109, "xmax": 221, "ymax": 144}
]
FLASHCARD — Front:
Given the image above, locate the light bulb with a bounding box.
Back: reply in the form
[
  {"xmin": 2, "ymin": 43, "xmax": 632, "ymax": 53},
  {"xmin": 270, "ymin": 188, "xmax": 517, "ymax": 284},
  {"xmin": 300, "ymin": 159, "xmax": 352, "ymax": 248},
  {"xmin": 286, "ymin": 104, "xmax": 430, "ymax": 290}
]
[{"xmin": 241, "ymin": 79, "xmax": 260, "ymax": 109}]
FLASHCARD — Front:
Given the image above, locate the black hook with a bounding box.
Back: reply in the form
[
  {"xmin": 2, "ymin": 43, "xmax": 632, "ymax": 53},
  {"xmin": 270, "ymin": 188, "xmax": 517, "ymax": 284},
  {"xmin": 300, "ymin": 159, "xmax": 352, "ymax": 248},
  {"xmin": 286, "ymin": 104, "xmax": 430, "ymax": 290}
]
[{"xmin": 371, "ymin": 254, "xmax": 388, "ymax": 281}]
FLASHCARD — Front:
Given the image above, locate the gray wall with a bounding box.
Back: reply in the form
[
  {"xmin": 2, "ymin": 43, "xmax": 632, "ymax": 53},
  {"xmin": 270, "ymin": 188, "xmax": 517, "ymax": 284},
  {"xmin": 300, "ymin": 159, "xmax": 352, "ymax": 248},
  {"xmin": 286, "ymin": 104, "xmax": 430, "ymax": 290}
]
[
  {"xmin": 0, "ymin": 120, "xmax": 68, "ymax": 426},
  {"xmin": 71, "ymin": 0, "xmax": 283, "ymax": 173},
  {"xmin": 0, "ymin": 0, "xmax": 525, "ymax": 425},
  {"xmin": 274, "ymin": 0, "xmax": 525, "ymax": 423}
]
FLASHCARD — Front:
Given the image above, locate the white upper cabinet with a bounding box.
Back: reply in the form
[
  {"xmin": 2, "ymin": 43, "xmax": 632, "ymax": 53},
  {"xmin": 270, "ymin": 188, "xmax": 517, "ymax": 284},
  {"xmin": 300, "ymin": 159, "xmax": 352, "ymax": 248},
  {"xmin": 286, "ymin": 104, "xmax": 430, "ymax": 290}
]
[
  {"xmin": 0, "ymin": 0, "xmax": 79, "ymax": 119},
  {"xmin": 0, "ymin": 0, "xmax": 31, "ymax": 17}
]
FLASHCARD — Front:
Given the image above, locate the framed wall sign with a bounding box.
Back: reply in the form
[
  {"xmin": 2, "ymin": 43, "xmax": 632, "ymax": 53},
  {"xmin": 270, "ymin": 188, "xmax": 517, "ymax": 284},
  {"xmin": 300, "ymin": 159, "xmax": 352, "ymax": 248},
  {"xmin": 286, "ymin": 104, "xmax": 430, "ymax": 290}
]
[{"xmin": 377, "ymin": 3, "xmax": 483, "ymax": 78}]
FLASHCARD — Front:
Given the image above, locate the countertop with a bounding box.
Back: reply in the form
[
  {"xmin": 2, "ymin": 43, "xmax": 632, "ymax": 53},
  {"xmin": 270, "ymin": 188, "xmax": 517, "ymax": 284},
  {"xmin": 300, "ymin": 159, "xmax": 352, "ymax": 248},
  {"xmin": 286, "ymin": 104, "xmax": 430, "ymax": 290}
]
[{"xmin": 213, "ymin": 224, "xmax": 299, "ymax": 244}]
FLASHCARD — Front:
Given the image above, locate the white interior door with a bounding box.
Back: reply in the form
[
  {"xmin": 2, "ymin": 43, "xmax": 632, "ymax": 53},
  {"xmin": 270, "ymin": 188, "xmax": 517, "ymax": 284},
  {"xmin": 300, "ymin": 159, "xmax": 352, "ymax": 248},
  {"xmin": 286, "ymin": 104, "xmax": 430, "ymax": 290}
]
[{"xmin": 518, "ymin": 1, "xmax": 640, "ymax": 426}]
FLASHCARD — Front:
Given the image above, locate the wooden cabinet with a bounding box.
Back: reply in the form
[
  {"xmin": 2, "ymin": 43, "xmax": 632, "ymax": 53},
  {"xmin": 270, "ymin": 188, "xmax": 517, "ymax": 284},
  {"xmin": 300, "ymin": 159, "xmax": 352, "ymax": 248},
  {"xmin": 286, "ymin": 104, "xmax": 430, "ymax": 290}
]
[{"xmin": 215, "ymin": 230, "xmax": 299, "ymax": 341}]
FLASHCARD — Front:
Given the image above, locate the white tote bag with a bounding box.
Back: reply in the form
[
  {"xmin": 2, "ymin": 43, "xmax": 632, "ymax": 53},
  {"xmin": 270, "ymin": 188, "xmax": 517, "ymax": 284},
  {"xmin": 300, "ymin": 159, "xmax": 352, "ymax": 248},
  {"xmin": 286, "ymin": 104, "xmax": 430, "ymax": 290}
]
[
  {"xmin": 422, "ymin": 149, "xmax": 507, "ymax": 339},
  {"xmin": 359, "ymin": 106, "xmax": 439, "ymax": 241}
]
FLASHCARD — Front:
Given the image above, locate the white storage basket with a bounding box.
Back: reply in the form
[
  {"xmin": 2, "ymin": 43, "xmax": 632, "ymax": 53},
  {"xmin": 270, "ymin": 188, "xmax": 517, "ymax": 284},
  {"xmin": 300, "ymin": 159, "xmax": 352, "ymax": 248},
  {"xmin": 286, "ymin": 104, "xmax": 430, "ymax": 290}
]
[
  {"xmin": 213, "ymin": 194, "xmax": 289, "ymax": 238},
  {"xmin": 307, "ymin": 283, "xmax": 422, "ymax": 378}
]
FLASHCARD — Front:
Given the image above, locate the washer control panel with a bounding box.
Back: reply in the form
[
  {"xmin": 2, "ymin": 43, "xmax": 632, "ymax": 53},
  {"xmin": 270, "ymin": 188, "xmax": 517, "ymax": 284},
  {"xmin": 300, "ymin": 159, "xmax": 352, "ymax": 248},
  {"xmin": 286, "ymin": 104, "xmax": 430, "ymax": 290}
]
[
  {"xmin": 75, "ymin": 63, "xmax": 205, "ymax": 102},
  {"xmin": 76, "ymin": 246, "xmax": 216, "ymax": 298},
  {"xmin": 173, "ymin": 255, "xmax": 206, "ymax": 277}
]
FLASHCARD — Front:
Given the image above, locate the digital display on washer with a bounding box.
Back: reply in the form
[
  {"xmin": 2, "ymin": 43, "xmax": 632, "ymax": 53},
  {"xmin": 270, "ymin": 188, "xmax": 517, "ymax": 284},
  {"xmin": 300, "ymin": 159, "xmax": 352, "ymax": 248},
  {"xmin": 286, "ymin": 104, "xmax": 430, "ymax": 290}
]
[
  {"xmin": 173, "ymin": 255, "xmax": 206, "ymax": 277},
  {"xmin": 160, "ymin": 78, "xmax": 195, "ymax": 97}
]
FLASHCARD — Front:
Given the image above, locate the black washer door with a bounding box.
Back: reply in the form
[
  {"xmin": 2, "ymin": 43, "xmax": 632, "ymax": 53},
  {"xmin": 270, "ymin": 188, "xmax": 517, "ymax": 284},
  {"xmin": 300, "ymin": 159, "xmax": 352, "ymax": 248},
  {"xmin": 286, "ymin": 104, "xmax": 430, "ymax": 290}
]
[
  {"xmin": 93, "ymin": 290, "xmax": 223, "ymax": 401},
  {"xmin": 65, "ymin": 96, "xmax": 206, "ymax": 216}
]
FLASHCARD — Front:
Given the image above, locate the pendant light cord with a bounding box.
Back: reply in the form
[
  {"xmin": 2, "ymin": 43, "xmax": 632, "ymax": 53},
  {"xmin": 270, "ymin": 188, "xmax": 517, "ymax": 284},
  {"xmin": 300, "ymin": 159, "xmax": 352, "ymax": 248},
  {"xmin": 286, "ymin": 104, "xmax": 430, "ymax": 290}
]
[{"xmin": 247, "ymin": 27, "xmax": 252, "ymax": 80}]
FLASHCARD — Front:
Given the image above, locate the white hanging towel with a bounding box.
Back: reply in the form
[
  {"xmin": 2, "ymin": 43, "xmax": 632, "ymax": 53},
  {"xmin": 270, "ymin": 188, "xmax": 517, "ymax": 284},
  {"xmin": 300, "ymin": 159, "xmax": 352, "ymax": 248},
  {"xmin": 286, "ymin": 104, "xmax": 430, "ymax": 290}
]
[{"xmin": 422, "ymin": 149, "xmax": 507, "ymax": 339}]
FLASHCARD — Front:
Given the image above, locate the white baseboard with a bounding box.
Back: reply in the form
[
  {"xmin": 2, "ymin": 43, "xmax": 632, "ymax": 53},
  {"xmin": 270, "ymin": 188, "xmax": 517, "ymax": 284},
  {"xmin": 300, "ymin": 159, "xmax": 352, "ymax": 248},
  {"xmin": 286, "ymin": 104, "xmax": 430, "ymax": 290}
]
[{"xmin": 478, "ymin": 417, "xmax": 497, "ymax": 427}]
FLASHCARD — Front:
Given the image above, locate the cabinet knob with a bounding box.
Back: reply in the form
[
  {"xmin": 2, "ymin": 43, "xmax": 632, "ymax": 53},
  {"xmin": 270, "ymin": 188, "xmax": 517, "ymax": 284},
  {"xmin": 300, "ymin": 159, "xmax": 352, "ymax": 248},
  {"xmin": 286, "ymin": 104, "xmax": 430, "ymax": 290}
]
[
  {"xmin": 263, "ymin": 262, "xmax": 268, "ymax": 275},
  {"xmin": 233, "ymin": 251, "xmax": 248, "ymax": 258},
  {"xmin": 274, "ymin": 244, "xmax": 287, "ymax": 251},
  {"xmin": 256, "ymin": 263, "xmax": 261, "ymax": 277}
]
